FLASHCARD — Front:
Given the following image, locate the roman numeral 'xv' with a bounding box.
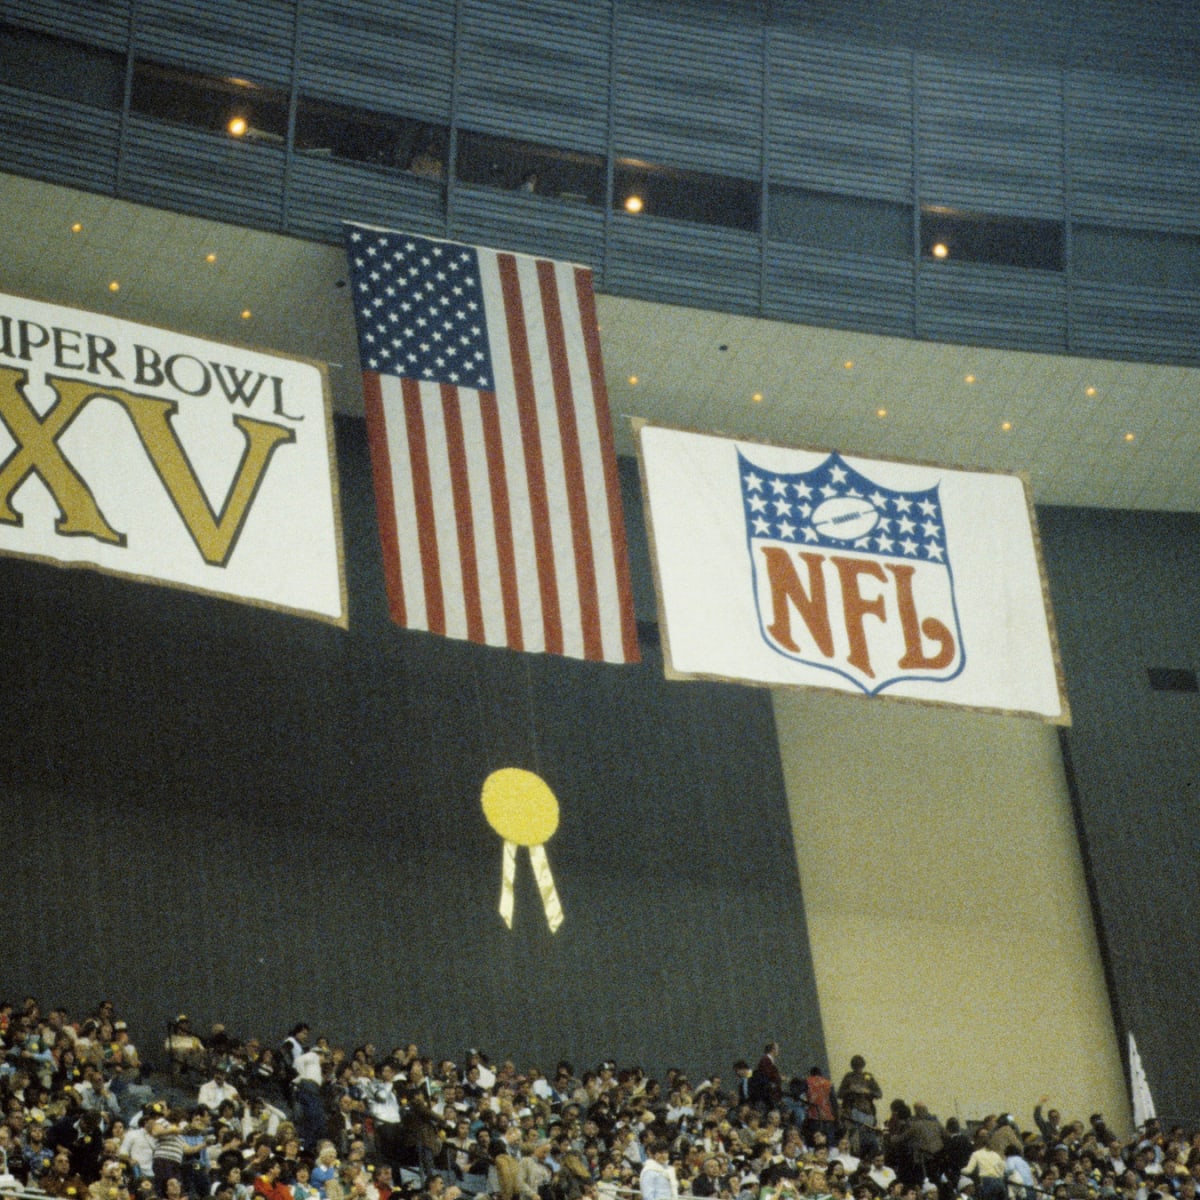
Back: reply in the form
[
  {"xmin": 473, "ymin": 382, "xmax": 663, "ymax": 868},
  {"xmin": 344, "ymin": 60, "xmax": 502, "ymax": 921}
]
[{"xmin": 0, "ymin": 367, "xmax": 295, "ymax": 567}]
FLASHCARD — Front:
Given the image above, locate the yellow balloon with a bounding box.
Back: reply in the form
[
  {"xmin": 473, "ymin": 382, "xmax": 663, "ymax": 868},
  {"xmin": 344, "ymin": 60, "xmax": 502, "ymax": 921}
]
[{"xmin": 481, "ymin": 767, "xmax": 559, "ymax": 847}]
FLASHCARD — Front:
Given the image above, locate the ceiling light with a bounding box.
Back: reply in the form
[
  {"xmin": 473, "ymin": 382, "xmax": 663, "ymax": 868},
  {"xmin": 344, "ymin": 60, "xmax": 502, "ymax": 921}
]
[
  {"xmin": 931, "ymin": 242, "xmax": 949, "ymax": 259},
  {"xmin": 964, "ymin": 374, "xmax": 976, "ymax": 384},
  {"xmin": 876, "ymin": 408, "xmax": 887, "ymax": 419},
  {"xmin": 1124, "ymin": 432, "xmax": 1135, "ymax": 442},
  {"xmin": 227, "ymin": 115, "xmax": 248, "ymax": 137},
  {"xmin": 108, "ymin": 281, "xmax": 120, "ymax": 292},
  {"xmin": 70, "ymin": 222, "xmax": 83, "ymax": 233},
  {"xmin": 1001, "ymin": 421, "xmax": 1013, "ymax": 432},
  {"xmin": 205, "ymin": 253, "xmax": 217, "ymax": 264},
  {"xmin": 751, "ymin": 392, "xmax": 763, "ymax": 403},
  {"xmin": 1085, "ymin": 386, "xmax": 1097, "ymax": 396},
  {"xmin": 843, "ymin": 360, "xmax": 854, "ymax": 370},
  {"xmin": 241, "ymin": 309, "xmax": 252, "ymax": 320},
  {"xmin": 623, "ymin": 195, "xmax": 644, "ymax": 214},
  {"xmin": 628, "ymin": 375, "xmax": 638, "ymax": 386}
]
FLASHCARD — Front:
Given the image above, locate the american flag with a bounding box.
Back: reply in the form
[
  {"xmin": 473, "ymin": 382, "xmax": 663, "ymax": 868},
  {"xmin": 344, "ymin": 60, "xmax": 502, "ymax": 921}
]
[{"xmin": 344, "ymin": 223, "xmax": 639, "ymax": 664}]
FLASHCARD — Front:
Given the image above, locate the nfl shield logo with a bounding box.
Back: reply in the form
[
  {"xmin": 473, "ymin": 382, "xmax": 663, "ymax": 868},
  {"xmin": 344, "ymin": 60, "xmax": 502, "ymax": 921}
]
[{"xmin": 740, "ymin": 449, "xmax": 966, "ymax": 695}]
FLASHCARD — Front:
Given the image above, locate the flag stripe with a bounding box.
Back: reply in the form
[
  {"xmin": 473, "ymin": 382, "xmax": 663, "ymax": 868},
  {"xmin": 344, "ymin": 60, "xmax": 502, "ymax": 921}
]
[
  {"xmin": 400, "ymin": 376, "xmax": 445, "ymax": 636},
  {"xmin": 455, "ymin": 388, "xmax": 507, "ymax": 648},
  {"xmin": 498, "ymin": 251, "xmax": 563, "ymax": 656},
  {"xmin": 575, "ymin": 267, "xmax": 640, "ymax": 662},
  {"xmin": 440, "ymin": 383, "xmax": 485, "ymax": 644},
  {"xmin": 362, "ymin": 372, "xmax": 407, "ymax": 628},
  {"xmin": 537, "ymin": 258, "xmax": 603, "ymax": 661},
  {"xmin": 482, "ymin": 255, "xmax": 544, "ymax": 654},
  {"xmin": 478, "ymin": 390, "xmax": 524, "ymax": 650},
  {"xmin": 378, "ymin": 376, "xmax": 428, "ymax": 633},
  {"xmin": 518, "ymin": 254, "xmax": 582, "ymax": 658}
]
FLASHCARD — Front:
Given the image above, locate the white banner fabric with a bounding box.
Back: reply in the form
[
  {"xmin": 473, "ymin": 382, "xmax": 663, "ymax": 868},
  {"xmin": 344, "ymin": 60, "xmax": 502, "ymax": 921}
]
[
  {"xmin": 0, "ymin": 292, "xmax": 346, "ymax": 625},
  {"xmin": 637, "ymin": 422, "xmax": 1068, "ymax": 722}
]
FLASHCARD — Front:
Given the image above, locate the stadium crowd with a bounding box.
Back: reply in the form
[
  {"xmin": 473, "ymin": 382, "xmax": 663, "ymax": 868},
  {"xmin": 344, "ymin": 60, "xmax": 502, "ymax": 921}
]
[{"xmin": 0, "ymin": 1001, "xmax": 1173, "ymax": 1200}]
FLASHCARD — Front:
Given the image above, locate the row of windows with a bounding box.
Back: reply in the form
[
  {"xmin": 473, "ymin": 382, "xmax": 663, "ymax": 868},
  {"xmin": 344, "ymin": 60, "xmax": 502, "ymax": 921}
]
[{"xmin": 3, "ymin": 23, "xmax": 1200, "ymax": 287}]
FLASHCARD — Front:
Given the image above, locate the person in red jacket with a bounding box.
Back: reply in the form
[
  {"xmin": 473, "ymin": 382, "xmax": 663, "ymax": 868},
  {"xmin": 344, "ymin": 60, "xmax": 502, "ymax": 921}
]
[{"xmin": 253, "ymin": 1159, "xmax": 293, "ymax": 1200}]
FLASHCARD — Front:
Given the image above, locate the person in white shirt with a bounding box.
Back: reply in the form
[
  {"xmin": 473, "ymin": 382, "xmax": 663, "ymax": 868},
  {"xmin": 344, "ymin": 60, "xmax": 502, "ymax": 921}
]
[
  {"xmin": 198, "ymin": 1069, "xmax": 240, "ymax": 1113},
  {"xmin": 639, "ymin": 1142, "xmax": 678, "ymax": 1200},
  {"xmin": 868, "ymin": 1153, "xmax": 897, "ymax": 1194}
]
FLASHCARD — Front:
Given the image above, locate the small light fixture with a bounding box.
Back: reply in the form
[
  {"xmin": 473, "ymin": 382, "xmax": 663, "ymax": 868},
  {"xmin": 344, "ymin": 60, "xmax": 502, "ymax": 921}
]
[
  {"xmin": 227, "ymin": 115, "xmax": 249, "ymax": 137},
  {"xmin": 1085, "ymin": 386, "xmax": 1097, "ymax": 396},
  {"xmin": 931, "ymin": 242, "xmax": 949, "ymax": 259},
  {"xmin": 205, "ymin": 253, "xmax": 217, "ymax": 264},
  {"xmin": 751, "ymin": 392, "xmax": 763, "ymax": 404},
  {"xmin": 876, "ymin": 407, "xmax": 887, "ymax": 419},
  {"xmin": 843, "ymin": 359, "xmax": 854, "ymax": 370},
  {"xmin": 628, "ymin": 374, "xmax": 638, "ymax": 386},
  {"xmin": 1000, "ymin": 421, "xmax": 1013, "ymax": 432},
  {"xmin": 240, "ymin": 309, "xmax": 252, "ymax": 320},
  {"xmin": 623, "ymin": 195, "xmax": 644, "ymax": 214},
  {"xmin": 108, "ymin": 280, "xmax": 120, "ymax": 293},
  {"xmin": 964, "ymin": 374, "xmax": 976, "ymax": 384},
  {"xmin": 70, "ymin": 222, "xmax": 83, "ymax": 234},
  {"xmin": 1124, "ymin": 431, "xmax": 1135, "ymax": 442}
]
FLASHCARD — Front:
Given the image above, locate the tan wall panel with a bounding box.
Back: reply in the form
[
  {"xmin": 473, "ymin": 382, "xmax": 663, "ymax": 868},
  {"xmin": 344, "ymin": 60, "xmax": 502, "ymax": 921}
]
[{"xmin": 773, "ymin": 688, "xmax": 1129, "ymax": 1131}]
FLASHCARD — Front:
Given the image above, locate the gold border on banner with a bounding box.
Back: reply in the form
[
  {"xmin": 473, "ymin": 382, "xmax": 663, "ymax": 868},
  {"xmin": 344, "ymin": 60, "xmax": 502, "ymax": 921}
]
[{"xmin": 632, "ymin": 416, "xmax": 1071, "ymax": 726}]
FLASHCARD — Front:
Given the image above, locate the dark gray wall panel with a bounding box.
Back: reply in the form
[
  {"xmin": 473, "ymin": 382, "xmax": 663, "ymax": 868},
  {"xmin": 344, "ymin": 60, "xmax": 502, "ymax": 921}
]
[
  {"xmin": 764, "ymin": 244, "xmax": 913, "ymax": 335},
  {"xmin": 0, "ymin": 418, "xmax": 827, "ymax": 1078},
  {"xmin": 917, "ymin": 261, "xmax": 1066, "ymax": 351},
  {"xmin": 1039, "ymin": 507, "xmax": 1200, "ymax": 1126},
  {"xmin": 131, "ymin": 0, "xmax": 296, "ymax": 83},
  {"xmin": 1069, "ymin": 281, "xmax": 1200, "ymax": 364},
  {"xmin": 916, "ymin": 55, "xmax": 1064, "ymax": 218},
  {"xmin": 456, "ymin": 0, "xmax": 611, "ymax": 150},
  {"xmin": 613, "ymin": 0, "xmax": 762, "ymax": 176},
  {"xmin": 1066, "ymin": 72, "xmax": 1200, "ymax": 234},
  {"xmin": 286, "ymin": 157, "xmax": 446, "ymax": 244},
  {"xmin": 120, "ymin": 115, "xmax": 284, "ymax": 230},
  {"xmin": 450, "ymin": 187, "xmax": 606, "ymax": 270},
  {"xmin": 0, "ymin": 89, "xmax": 120, "ymax": 193},
  {"xmin": 295, "ymin": 0, "xmax": 454, "ymax": 120},
  {"xmin": 768, "ymin": 34, "xmax": 912, "ymax": 202},
  {"xmin": 606, "ymin": 215, "xmax": 761, "ymax": 314},
  {"xmin": 2, "ymin": 0, "xmax": 131, "ymax": 49}
]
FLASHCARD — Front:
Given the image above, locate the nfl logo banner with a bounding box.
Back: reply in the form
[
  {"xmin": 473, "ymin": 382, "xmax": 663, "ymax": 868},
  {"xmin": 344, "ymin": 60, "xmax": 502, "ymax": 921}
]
[{"xmin": 636, "ymin": 422, "xmax": 1069, "ymax": 722}]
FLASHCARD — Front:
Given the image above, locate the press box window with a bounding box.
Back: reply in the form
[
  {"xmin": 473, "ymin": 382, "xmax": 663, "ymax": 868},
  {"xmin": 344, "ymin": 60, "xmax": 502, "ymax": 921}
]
[
  {"xmin": 295, "ymin": 96, "xmax": 447, "ymax": 177},
  {"xmin": 769, "ymin": 185, "xmax": 912, "ymax": 258},
  {"xmin": 1072, "ymin": 224, "xmax": 1200, "ymax": 291},
  {"xmin": 921, "ymin": 208, "xmax": 1064, "ymax": 271},
  {"xmin": 614, "ymin": 158, "xmax": 760, "ymax": 231},
  {"xmin": 131, "ymin": 60, "xmax": 289, "ymax": 141},
  {"xmin": 0, "ymin": 22, "xmax": 124, "ymax": 109},
  {"xmin": 455, "ymin": 130, "xmax": 604, "ymax": 205}
]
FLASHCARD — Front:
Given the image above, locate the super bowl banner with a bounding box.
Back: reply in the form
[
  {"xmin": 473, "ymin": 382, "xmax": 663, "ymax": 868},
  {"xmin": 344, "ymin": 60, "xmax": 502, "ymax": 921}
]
[
  {"xmin": 637, "ymin": 422, "xmax": 1069, "ymax": 722},
  {"xmin": 0, "ymin": 292, "xmax": 346, "ymax": 625}
]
